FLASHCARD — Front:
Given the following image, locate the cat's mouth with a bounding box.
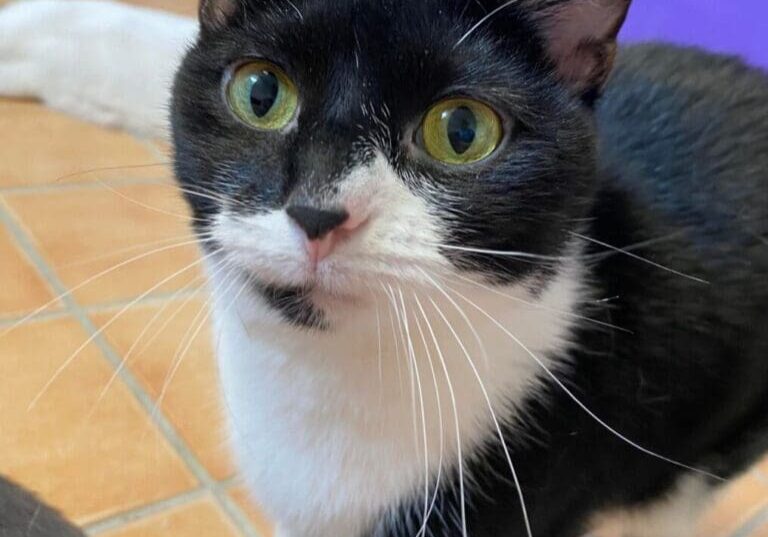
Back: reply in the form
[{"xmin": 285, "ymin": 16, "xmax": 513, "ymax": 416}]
[
  {"xmin": 223, "ymin": 243, "xmax": 444, "ymax": 310},
  {"xmin": 251, "ymin": 277, "xmax": 367, "ymax": 328}
]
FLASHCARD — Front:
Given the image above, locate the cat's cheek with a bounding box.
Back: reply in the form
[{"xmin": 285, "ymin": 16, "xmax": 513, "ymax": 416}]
[
  {"xmin": 331, "ymin": 154, "xmax": 450, "ymax": 274},
  {"xmin": 211, "ymin": 209, "xmax": 311, "ymax": 286}
]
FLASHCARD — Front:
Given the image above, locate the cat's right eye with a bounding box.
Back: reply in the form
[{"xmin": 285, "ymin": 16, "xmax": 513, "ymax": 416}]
[{"xmin": 226, "ymin": 60, "xmax": 298, "ymax": 130}]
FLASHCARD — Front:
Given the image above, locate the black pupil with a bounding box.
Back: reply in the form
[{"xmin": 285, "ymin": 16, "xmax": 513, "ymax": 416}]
[
  {"xmin": 447, "ymin": 106, "xmax": 477, "ymax": 154},
  {"xmin": 249, "ymin": 71, "xmax": 279, "ymax": 117}
]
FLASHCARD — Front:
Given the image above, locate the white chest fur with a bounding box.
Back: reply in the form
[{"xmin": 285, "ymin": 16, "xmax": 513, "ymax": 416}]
[{"xmin": 209, "ymin": 262, "xmax": 586, "ymax": 537}]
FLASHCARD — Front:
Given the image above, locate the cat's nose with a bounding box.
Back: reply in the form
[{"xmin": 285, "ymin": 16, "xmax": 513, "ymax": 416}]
[
  {"xmin": 287, "ymin": 206, "xmax": 349, "ymax": 240},
  {"xmin": 287, "ymin": 205, "xmax": 362, "ymax": 265}
]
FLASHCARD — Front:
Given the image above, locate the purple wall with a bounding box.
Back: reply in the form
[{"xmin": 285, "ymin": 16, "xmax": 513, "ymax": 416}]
[{"xmin": 620, "ymin": 1, "xmax": 768, "ymax": 69}]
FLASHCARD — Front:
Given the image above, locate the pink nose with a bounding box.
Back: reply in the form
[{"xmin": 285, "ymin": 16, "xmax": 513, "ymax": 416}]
[
  {"xmin": 306, "ymin": 232, "xmax": 340, "ymax": 265},
  {"xmin": 286, "ymin": 205, "xmax": 364, "ymax": 264}
]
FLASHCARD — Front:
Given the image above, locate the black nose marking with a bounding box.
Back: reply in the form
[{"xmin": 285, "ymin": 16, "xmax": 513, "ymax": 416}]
[{"xmin": 286, "ymin": 205, "xmax": 349, "ymax": 240}]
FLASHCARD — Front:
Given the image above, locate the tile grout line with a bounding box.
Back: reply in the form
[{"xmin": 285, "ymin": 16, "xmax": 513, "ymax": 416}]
[
  {"xmin": 82, "ymin": 288, "xmax": 204, "ymax": 315},
  {"xmin": 0, "ymin": 201, "xmax": 261, "ymax": 537},
  {"xmin": 83, "ymin": 476, "xmax": 242, "ymax": 535},
  {"xmin": 0, "ymin": 176, "xmax": 175, "ymax": 196},
  {"xmin": 84, "ymin": 479, "xmax": 246, "ymax": 537},
  {"xmin": 0, "ymin": 309, "xmax": 71, "ymax": 328},
  {"xmin": 83, "ymin": 487, "xmax": 209, "ymax": 535},
  {"xmin": 0, "ymin": 289, "xmax": 204, "ymax": 329}
]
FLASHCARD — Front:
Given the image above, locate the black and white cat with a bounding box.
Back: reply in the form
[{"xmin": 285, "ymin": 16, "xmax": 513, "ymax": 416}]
[{"xmin": 1, "ymin": 1, "xmax": 767, "ymax": 536}]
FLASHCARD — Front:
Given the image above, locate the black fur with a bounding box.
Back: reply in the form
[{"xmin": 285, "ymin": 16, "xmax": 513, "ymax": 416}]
[
  {"xmin": 257, "ymin": 282, "xmax": 326, "ymax": 329},
  {"xmin": 171, "ymin": 1, "xmax": 768, "ymax": 535},
  {"xmin": 0, "ymin": 476, "xmax": 85, "ymax": 537},
  {"xmin": 375, "ymin": 45, "xmax": 768, "ymax": 537}
]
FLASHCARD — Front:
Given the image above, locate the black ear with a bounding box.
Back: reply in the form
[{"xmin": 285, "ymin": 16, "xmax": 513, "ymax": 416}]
[
  {"xmin": 199, "ymin": 0, "xmax": 241, "ymax": 32},
  {"xmin": 526, "ymin": 0, "xmax": 631, "ymax": 97}
]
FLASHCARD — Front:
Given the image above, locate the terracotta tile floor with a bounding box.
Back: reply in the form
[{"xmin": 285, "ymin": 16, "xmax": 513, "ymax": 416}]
[
  {"xmin": 0, "ymin": 1, "xmax": 767, "ymax": 536},
  {"xmin": 0, "ymin": 96, "xmax": 274, "ymax": 535}
]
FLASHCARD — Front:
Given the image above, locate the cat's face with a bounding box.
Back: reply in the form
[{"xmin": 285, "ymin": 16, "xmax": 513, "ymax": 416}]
[{"xmin": 172, "ymin": 0, "xmax": 629, "ymax": 328}]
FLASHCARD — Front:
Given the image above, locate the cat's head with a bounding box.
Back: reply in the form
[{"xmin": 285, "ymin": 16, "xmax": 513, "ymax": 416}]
[{"xmin": 171, "ymin": 0, "xmax": 630, "ymax": 328}]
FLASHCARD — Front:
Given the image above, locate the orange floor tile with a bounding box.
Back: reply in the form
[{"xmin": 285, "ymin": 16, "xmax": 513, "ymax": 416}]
[
  {"xmin": 0, "ymin": 100, "xmax": 159, "ymax": 188},
  {"xmin": 0, "ymin": 223, "xmax": 58, "ymax": 318},
  {"xmin": 230, "ymin": 487, "xmax": 276, "ymax": 537},
  {"xmin": 100, "ymin": 499, "xmax": 241, "ymax": 537},
  {"xmin": 0, "ymin": 0, "xmax": 767, "ymax": 536},
  {"xmin": 91, "ymin": 299, "xmax": 237, "ymax": 480},
  {"xmin": 0, "ymin": 317, "xmax": 196, "ymax": 525},
  {"xmin": 4, "ymin": 182, "xmax": 201, "ymax": 306}
]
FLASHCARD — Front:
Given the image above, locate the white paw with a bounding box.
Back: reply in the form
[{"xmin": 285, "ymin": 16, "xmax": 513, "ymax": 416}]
[{"xmin": 0, "ymin": 0, "xmax": 197, "ymax": 138}]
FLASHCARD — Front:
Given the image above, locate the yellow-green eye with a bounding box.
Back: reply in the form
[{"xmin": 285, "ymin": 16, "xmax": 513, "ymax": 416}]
[
  {"xmin": 422, "ymin": 98, "xmax": 503, "ymax": 165},
  {"xmin": 226, "ymin": 60, "xmax": 298, "ymax": 130}
]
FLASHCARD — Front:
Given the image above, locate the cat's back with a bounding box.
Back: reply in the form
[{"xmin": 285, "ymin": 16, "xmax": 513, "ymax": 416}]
[
  {"xmin": 596, "ymin": 44, "xmax": 768, "ymax": 267},
  {"xmin": 599, "ymin": 44, "xmax": 768, "ymax": 174}
]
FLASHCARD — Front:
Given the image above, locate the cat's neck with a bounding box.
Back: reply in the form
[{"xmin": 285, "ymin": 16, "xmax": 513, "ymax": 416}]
[{"xmin": 206, "ymin": 255, "xmax": 588, "ymax": 537}]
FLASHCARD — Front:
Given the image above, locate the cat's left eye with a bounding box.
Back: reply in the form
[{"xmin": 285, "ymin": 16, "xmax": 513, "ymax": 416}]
[
  {"xmin": 226, "ymin": 60, "xmax": 298, "ymax": 130},
  {"xmin": 421, "ymin": 98, "xmax": 503, "ymax": 165}
]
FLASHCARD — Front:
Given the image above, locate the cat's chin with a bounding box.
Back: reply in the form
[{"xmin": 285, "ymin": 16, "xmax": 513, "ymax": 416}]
[
  {"xmin": 240, "ymin": 267, "xmax": 377, "ymax": 314},
  {"xmin": 308, "ymin": 286, "xmax": 367, "ymax": 310}
]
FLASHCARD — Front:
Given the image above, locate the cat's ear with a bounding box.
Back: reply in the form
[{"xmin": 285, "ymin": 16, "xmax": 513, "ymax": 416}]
[
  {"xmin": 527, "ymin": 0, "xmax": 631, "ymax": 97},
  {"xmin": 199, "ymin": 0, "xmax": 241, "ymax": 32}
]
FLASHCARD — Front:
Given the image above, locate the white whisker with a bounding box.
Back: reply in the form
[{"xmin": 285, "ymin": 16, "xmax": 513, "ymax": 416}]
[
  {"xmin": 381, "ymin": 283, "xmax": 407, "ymax": 398},
  {"xmin": 53, "ymin": 162, "xmax": 171, "ymax": 184},
  {"xmin": 425, "ymin": 287, "xmax": 534, "ymax": 537},
  {"xmin": 413, "ymin": 294, "xmax": 446, "ymax": 537},
  {"xmin": 27, "ymin": 248, "xmax": 222, "ymax": 411},
  {"xmin": 387, "ymin": 284, "xmax": 421, "ymax": 465},
  {"xmin": 447, "ymin": 272, "xmax": 633, "ymax": 334},
  {"xmin": 59, "ymin": 232, "xmax": 205, "ymax": 269},
  {"xmin": 413, "ymin": 295, "xmax": 468, "ymax": 537},
  {"xmin": 95, "ymin": 179, "xmax": 203, "ymax": 222},
  {"xmin": 87, "ymin": 271, "xmax": 210, "ymax": 419},
  {"xmin": 369, "ymin": 284, "xmax": 385, "ymax": 406},
  {"xmin": 448, "ymin": 284, "xmax": 725, "ymax": 482},
  {"xmin": 454, "ymin": 0, "xmax": 520, "ymax": 48},
  {"xmin": 151, "ymin": 260, "xmax": 239, "ymax": 424},
  {"xmin": 569, "ymin": 231, "xmax": 709, "ymax": 284},
  {"xmin": 397, "ymin": 289, "xmax": 431, "ymax": 536},
  {"xmin": 285, "ymin": 0, "xmax": 304, "ymax": 20},
  {"xmin": 421, "ymin": 272, "xmax": 490, "ymax": 367},
  {"xmin": 1, "ymin": 236, "xmax": 212, "ymax": 341},
  {"xmin": 436, "ymin": 243, "xmax": 564, "ymax": 263}
]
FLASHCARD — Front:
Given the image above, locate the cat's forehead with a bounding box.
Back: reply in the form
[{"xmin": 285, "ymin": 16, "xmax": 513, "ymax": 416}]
[
  {"xmin": 224, "ymin": 0, "xmax": 534, "ymax": 74},
  {"xmin": 208, "ymin": 0, "xmax": 539, "ymax": 118}
]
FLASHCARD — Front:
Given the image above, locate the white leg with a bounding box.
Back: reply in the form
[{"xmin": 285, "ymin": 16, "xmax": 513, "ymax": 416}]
[
  {"xmin": 590, "ymin": 475, "xmax": 716, "ymax": 537},
  {"xmin": 0, "ymin": 0, "xmax": 198, "ymax": 139}
]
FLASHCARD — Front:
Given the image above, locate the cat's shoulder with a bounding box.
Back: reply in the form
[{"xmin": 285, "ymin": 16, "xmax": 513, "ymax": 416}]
[
  {"xmin": 599, "ymin": 43, "xmax": 768, "ymax": 140},
  {"xmin": 611, "ymin": 43, "xmax": 768, "ymax": 94},
  {"xmin": 596, "ymin": 43, "xmax": 768, "ymax": 228}
]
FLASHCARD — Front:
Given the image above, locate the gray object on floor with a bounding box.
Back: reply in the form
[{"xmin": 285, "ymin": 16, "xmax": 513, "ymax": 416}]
[{"xmin": 0, "ymin": 476, "xmax": 85, "ymax": 537}]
